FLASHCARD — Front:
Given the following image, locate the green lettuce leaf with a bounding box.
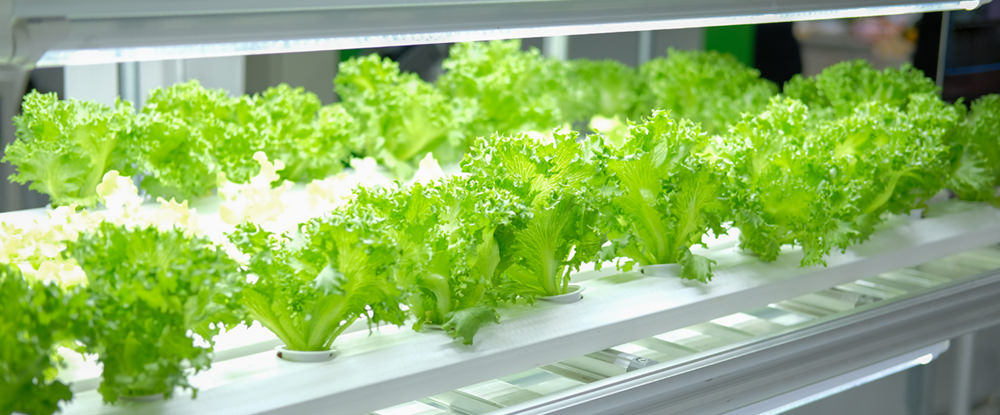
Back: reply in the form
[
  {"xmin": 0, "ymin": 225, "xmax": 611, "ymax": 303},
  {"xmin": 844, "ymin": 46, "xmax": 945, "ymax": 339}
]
[
  {"xmin": 947, "ymin": 94, "xmax": 1000, "ymax": 202},
  {"xmin": 228, "ymin": 206, "xmax": 406, "ymax": 352},
  {"xmin": 637, "ymin": 48, "xmax": 777, "ymax": 134},
  {"xmin": 598, "ymin": 110, "xmax": 727, "ymax": 281},
  {"xmin": 718, "ymin": 97, "xmax": 848, "ymax": 266},
  {"xmin": 0, "ymin": 263, "xmax": 82, "ymax": 415},
  {"xmin": 438, "ymin": 40, "xmax": 568, "ymax": 138},
  {"xmin": 4, "ymin": 91, "xmax": 135, "ymax": 207},
  {"xmin": 783, "ymin": 60, "xmax": 938, "ymax": 120},
  {"xmin": 563, "ymin": 59, "xmax": 641, "ymax": 124},
  {"xmin": 354, "ymin": 175, "xmax": 526, "ymax": 344},
  {"xmin": 461, "ymin": 130, "xmax": 604, "ymax": 298},
  {"xmin": 64, "ymin": 223, "xmax": 243, "ymax": 403},
  {"xmin": 336, "ymin": 54, "xmax": 469, "ymax": 178},
  {"xmin": 244, "ymin": 84, "xmax": 355, "ymax": 183}
]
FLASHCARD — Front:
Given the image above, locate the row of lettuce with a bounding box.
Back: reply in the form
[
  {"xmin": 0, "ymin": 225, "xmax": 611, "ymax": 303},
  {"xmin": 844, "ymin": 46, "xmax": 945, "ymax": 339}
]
[
  {"xmin": 3, "ymin": 41, "xmax": 777, "ymax": 207},
  {"xmin": 5, "ymin": 47, "xmax": 1000, "ymax": 414}
]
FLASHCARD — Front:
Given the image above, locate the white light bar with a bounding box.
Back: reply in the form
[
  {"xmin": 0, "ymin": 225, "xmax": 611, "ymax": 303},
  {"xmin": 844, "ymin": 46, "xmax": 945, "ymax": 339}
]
[
  {"xmin": 35, "ymin": 0, "xmax": 982, "ymax": 67},
  {"xmin": 730, "ymin": 340, "xmax": 950, "ymax": 415}
]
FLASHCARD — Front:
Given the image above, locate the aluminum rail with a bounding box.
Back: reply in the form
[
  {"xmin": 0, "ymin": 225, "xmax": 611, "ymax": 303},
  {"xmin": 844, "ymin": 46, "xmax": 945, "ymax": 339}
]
[
  {"xmin": 0, "ymin": 0, "xmax": 987, "ymax": 67},
  {"xmin": 501, "ymin": 269, "xmax": 1000, "ymax": 414}
]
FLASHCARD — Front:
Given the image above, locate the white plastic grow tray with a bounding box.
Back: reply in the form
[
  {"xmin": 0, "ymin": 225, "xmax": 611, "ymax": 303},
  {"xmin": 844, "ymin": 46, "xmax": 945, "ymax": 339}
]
[{"xmin": 32, "ymin": 200, "xmax": 1000, "ymax": 414}]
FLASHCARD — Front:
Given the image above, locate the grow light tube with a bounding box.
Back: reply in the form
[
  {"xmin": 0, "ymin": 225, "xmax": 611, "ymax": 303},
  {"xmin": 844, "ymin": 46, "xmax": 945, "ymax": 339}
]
[
  {"xmin": 35, "ymin": 0, "xmax": 982, "ymax": 67},
  {"xmin": 730, "ymin": 340, "xmax": 950, "ymax": 415}
]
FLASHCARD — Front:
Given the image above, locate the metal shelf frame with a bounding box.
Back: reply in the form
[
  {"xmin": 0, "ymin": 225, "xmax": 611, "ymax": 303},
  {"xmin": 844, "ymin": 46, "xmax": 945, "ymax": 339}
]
[
  {"xmin": 505, "ymin": 270, "xmax": 1000, "ymax": 414},
  {"xmin": 0, "ymin": 0, "xmax": 989, "ymax": 68}
]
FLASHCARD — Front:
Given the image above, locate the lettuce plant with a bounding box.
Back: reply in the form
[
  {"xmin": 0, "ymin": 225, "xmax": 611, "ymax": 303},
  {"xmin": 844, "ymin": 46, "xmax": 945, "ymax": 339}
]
[
  {"xmin": 4, "ymin": 91, "xmax": 135, "ymax": 207},
  {"xmin": 64, "ymin": 223, "xmax": 243, "ymax": 402},
  {"xmin": 563, "ymin": 59, "xmax": 641, "ymax": 124},
  {"xmin": 638, "ymin": 48, "xmax": 777, "ymax": 134},
  {"xmin": 354, "ymin": 176, "xmax": 526, "ymax": 344},
  {"xmin": 598, "ymin": 110, "xmax": 728, "ymax": 282},
  {"xmin": 251, "ymin": 85, "xmax": 356, "ymax": 183},
  {"xmin": 461, "ymin": 130, "xmax": 604, "ymax": 298},
  {"xmin": 783, "ymin": 60, "xmax": 938, "ymax": 119},
  {"xmin": 336, "ymin": 54, "xmax": 468, "ymax": 177},
  {"xmin": 131, "ymin": 81, "xmax": 238, "ymax": 200},
  {"xmin": 718, "ymin": 97, "xmax": 849, "ymax": 266},
  {"xmin": 438, "ymin": 40, "xmax": 568, "ymax": 138},
  {"xmin": 0, "ymin": 264, "xmax": 83, "ymax": 415},
  {"xmin": 228, "ymin": 207, "xmax": 406, "ymax": 352},
  {"xmin": 820, "ymin": 93, "xmax": 961, "ymax": 240},
  {"xmin": 946, "ymin": 94, "xmax": 1000, "ymax": 203}
]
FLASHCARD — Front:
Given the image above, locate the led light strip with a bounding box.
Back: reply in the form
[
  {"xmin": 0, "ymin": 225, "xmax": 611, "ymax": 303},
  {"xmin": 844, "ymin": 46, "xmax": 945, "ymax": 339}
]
[{"xmin": 36, "ymin": 0, "xmax": 982, "ymax": 67}]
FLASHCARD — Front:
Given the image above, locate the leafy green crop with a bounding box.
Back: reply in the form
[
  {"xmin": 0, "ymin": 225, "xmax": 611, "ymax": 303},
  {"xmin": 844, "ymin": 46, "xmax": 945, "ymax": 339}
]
[
  {"xmin": 947, "ymin": 94, "xmax": 1000, "ymax": 203},
  {"xmin": 638, "ymin": 48, "xmax": 777, "ymax": 134},
  {"xmin": 132, "ymin": 81, "xmax": 239, "ymax": 200},
  {"xmin": 461, "ymin": 130, "xmax": 604, "ymax": 298},
  {"xmin": 228, "ymin": 207, "xmax": 406, "ymax": 352},
  {"xmin": 438, "ymin": 40, "xmax": 568, "ymax": 138},
  {"xmin": 4, "ymin": 91, "xmax": 135, "ymax": 207},
  {"xmin": 336, "ymin": 54, "xmax": 468, "ymax": 178},
  {"xmin": 354, "ymin": 176, "xmax": 526, "ymax": 344},
  {"xmin": 250, "ymin": 85, "xmax": 355, "ymax": 183},
  {"xmin": 718, "ymin": 97, "xmax": 850, "ymax": 266},
  {"xmin": 0, "ymin": 264, "xmax": 83, "ymax": 415},
  {"xmin": 820, "ymin": 93, "xmax": 961, "ymax": 240},
  {"xmin": 64, "ymin": 223, "xmax": 243, "ymax": 402},
  {"xmin": 598, "ymin": 110, "xmax": 727, "ymax": 282},
  {"xmin": 783, "ymin": 60, "xmax": 938, "ymax": 120},
  {"xmin": 563, "ymin": 59, "xmax": 641, "ymax": 124}
]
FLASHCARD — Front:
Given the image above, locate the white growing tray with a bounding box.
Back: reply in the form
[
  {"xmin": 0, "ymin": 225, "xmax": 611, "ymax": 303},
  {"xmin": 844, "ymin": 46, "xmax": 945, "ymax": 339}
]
[{"xmin": 7, "ymin": 201, "xmax": 1000, "ymax": 414}]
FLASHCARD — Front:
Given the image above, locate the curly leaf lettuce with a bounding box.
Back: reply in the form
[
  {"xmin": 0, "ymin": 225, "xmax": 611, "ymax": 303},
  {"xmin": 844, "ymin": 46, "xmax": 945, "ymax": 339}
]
[
  {"xmin": 821, "ymin": 93, "xmax": 960, "ymax": 240},
  {"xmin": 947, "ymin": 94, "xmax": 1000, "ymax": 202},
  {"xmin": 599, "ymin": 110, "xmax": 727, "ymax": 282},
  {"xmin": 4, "ymin": 91, "xmax": 135, "ymax": 207},
  {"xmin": 336, "ymin": 54, "xmax": 468, "ymax": 177},
  {"xmin": 461, "ymin": 130, "xmax": 604, "ymax": 298},
  {"xmin": 438, "ymin": 40, "xmax": 568, "ymax": 138},
  {"xmin": 132, "ymin": 81, "xmax": 236, "ymax": 200},
  {"xmin": 564, "ymin": 59, "xmax": 641, "ymax": 124},
  {"xmin": 637, "ymin": 49, "xmax": 777, "ymax": 134},
  {"xmin": 228, "ymin": 207, "xmax": 405, "ymax": 352},
  {"xmin": 0, "ymin": 264, "xmax": 82, "ymax": 415},
  {"xmin": 355, "ymin": 176, "xmax": 525, "ymax": 344},
  {"xmin": 783, "ymin": 60, "xmax": 938, "ymax": 119},
  {"xmin": 64, "ymin": 223, "xmax": 243, "ymax": 402},
  {"xmin": 249, "ymin": 85, "xmax": 355, "ymax": 183},
  {"xmin": 718, "ymin": 97, "xmax": 849, "ymax": 266}
]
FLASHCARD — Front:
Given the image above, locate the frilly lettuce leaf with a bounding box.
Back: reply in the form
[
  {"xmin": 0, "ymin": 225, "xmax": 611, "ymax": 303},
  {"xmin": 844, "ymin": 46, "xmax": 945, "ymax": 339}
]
[
  {"xmin": 0, "ymin": 263, "xmax": 83, "ymax": 415},
  {"xmin": 353, "ymin": 175, "xmax": 526, "ymax": 343},
  {"xmin": 438, "ymin": 40, "xmax": 568, "ymax": 138},
  {"xmin": 4, "ymin": 91, "xmax": 135, "ymax": 207},
  {"xmin": 637, "ymin": 48, "xmax": 777, "ymax": 135},
  {"xmin": 64, "ymin": 222, "xmax": 244, "ymax": 403},
  {"xmin": 597, "ymin": 110, "xmax": 727, "ymax": 282},
  {"xmin": 947, "ymin": 94, "xmax": 1000, "ymax": 203},
  {"xmin": 228, "ymin": 205, "xmax": 406, "ymax": 352},
  {"xmin": 337, "ymin": 54, "xmax": 469, "ymax": 178},
  {"xmin": 461, "ymin": 130, "xmax": 604, "ymax": 297}
]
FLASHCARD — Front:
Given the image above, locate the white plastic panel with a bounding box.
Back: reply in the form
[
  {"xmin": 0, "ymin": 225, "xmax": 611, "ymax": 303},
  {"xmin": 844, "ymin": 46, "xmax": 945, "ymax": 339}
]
[{"xmin": 30, "ymin": 201, "xmax": 1000, "ymax": 415}]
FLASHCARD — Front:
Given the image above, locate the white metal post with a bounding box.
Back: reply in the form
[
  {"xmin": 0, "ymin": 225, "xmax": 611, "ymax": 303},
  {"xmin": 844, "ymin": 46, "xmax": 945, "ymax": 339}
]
[
  {"xmin": 543, "ymin": 36, "xmax": 570, "ymax": 61},
  {"xmin": 0, "ymin": 65, "xmax": 28, "ymax": 211},
  {"xmin": 936, "ymin": 11, "xmax": 951, "ymax": 88},
  {"xmin": 951, "ymin": 332, "xmax": 975, "ymax": 415},
  {"xmin": 638, "ymin": 31, "xmax": 652, "ymax": 65}
]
